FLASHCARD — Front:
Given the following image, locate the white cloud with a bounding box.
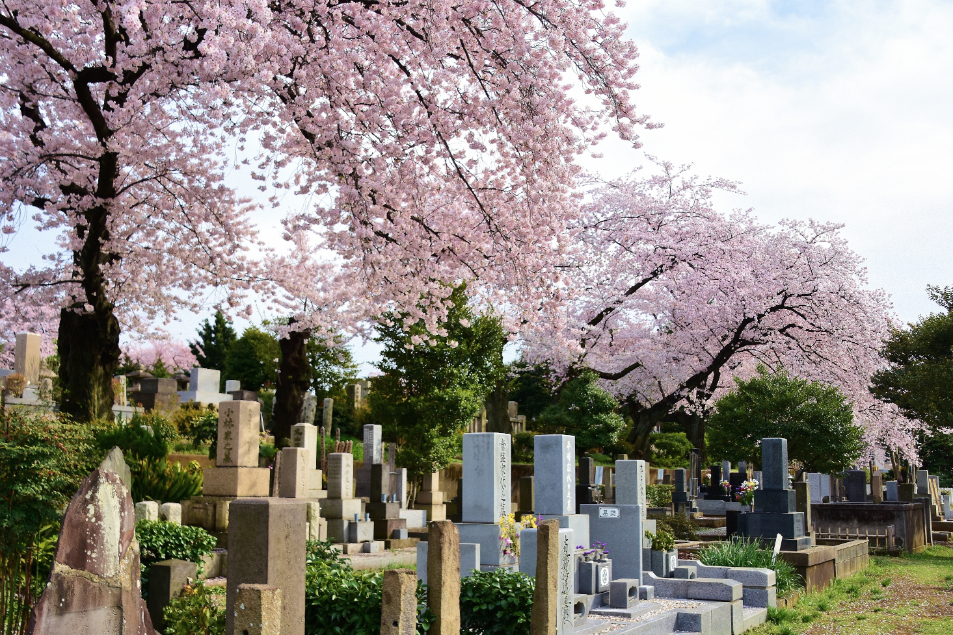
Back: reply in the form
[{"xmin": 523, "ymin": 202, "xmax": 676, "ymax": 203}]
[{"xmin": 584, "ymin": 0, "xmax": 953, "ymax": 323}]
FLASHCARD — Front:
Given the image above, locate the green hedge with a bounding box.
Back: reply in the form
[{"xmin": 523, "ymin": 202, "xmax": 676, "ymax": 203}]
[
  {"xmin": 460, "ymin": 569, "xmax": 534, "ymax": 635},
  {"xmin": 163, "ymin": 582, "xmax": 226, "ymax": 635},
  {"xmin": 136, "ymin": 520, "xmax": 217, "ymax": 598}
]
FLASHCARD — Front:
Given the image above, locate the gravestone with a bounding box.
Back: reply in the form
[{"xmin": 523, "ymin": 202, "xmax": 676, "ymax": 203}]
[
  {"xmin": 530, "ymin": 520, "xmax": 559, "ymax": 635},
  {"xmin": 322, "ymin": 397, "xmax": 333, "ymax": 428},
  {"xmin": 368, "ymin": 464, "xmax": 407, "ymax": 540},
  {"xmin": 300, "ymin": 393, "xmax": 317, "ymax": 425},
  {"xmin": 355, "ymin": 424, "xmax": 382, "ymax": 497},
  {"xmin": 227, "ymin": 499, "xmax": 307, "ymax": 635},
  {"xmin": 917, "ymin": 470, "xmax": 930, "ymax": 495},
  {"xmin": 885, "ymin": 480, "xmax": 899, "ymax": 502},
  {"xmin": 428, "ymin": 521, "xmax": 461, "ymax": 635},
  {"xmin": 737, "ymin": 438, "xmax": 811, "ymax": 550},
  {"xmin": 14, "ymin": 332, "xmax": 41, "ymax": 385},
  {"xmin": 234, "ymin": 584, "xmax": 282, "ymax": 635},
  {"xmin": 203, "ymin": 401, "xmax": 270, "ymax": 497},
  {"xmin": 576, "ymin": 456, "xmax": 598, "ymax": 510},
  {"xmin": 518, "ymin": 476, "xmax": 535, "ymax": 516},
  {"xmin": 581, "ymin": 503, "xmax": 643, "ymax": 582},
  {"xmin": 321, "ymin": 453, "xmax": 363, "ymax": 543},
  {"xmin": 178, "ymin": 367, "xmax": 232, "ymax": 406},
  {"xmin": 380, "ymin": 569, "xmax": 417, "ymax": 635},
  {"xmin": 671, "ymin": 468, "xmax": 696, "ymax": 515},
  {"xmin": 291, "ymin": 424, "xmax": 318, "ymax": 468},
  {"xmin": 707, "ymin": 464, "xmax": 725, "ymax": 500},
  {"xmin": 148, "ymin": 559, "xmax": 196, "ymax": 631},
  {"xmin": 807, "ymin": 473, "xmax": 831, "ymax": 503},
  {"xmin": 535, "ymin": 435, "xmax": 590, "ymax": 550},
  {"xmin": 347, "ymin": 383, "xmax": 363, "ymax": 408},
  {"xmin": 278, "ymin": 448, "xmax": 311, "ymax": 499},
  {"xmin": 225, "ymin": 380, "xmax": 241, "ymax": 392},
  {"xmin": 793, "ymin": 481, "xmax": 812, "ymax": 537},
  {"xmin": 456, "ymin": 433, "xmax": 513, "ymax": 567},
  {"xmin": 871, "ymin": 470, "xmax": 884, "ymax": 504},
  {"xmin": 722, "ymin": 461, "xmax": 731, "ymax": 480},
  {"xmin": 615, "ymin": 460, "xmax": 654, "ymax": 547},
  {"xmin": 28, "ymin": 466, "xmax": 155, "ymax": 635},
  {"xmin": 133, "ymin": 377, "xmax": 181, "ymax": 413},
  {"xmin": 846, "ymin": 470, "xmax": 867, "ymax": 502},
  {"xmin": 415, "ymin": 471, "xmax": 446, "ymax": 522}
]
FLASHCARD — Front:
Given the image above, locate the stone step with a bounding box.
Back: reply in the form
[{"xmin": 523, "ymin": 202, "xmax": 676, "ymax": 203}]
[{"xmin": 742, "ymin": 606, "xmax": 768, "ymax": 631}]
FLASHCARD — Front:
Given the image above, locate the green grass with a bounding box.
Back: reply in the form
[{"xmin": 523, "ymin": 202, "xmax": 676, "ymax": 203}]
[
  {"xmin": 746, "ymin": 545, "xmax": 953, "ymax": 634},
  {"xmin": 699, "ymin": 538, "xmax": 802, "ymax": 596}
]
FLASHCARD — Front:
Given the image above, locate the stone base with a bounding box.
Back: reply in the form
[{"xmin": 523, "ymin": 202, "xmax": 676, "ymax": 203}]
[
  {"xmin": 184, "ymin": 495, "xmax": 236, "ymax": 532},
  {"xmin": 320, "ymin": 498, "xmax": 363, "ymax": 520},
  {"xmin": 753, "ymin": 490, "xmax": 797, "ymax": 513},
  {"xmin": 738, "ymin": 511, "xmax": 805, "ymax": 540},
  {"xmin": 367, "ymin": 501, "xmax": 401, "ymax": 518},
  {"xmin": 308, "ymin": 517, "xmax": 328, "ymax": 541},
  {"xmin": 414, "ymin": 503, "xmax": 445, "ymax": 522},
  {"xmin": 203, "ymin": 467, "xmax": 270, "ymax": 497},
  {"xmin": 385, "ymin": 537, "xmax": 420, "ymax": 550},
  {"xmin": 416, "ymin": 491, "xmax": 444, "ymax": 505},
  {"xmin": 372, "ymin": 518, "xmax": 407, "ymax": 540},
  {"xmin": 399, "ymin": 508, "xmax": 428, "ymax": 528},
  {"xmin": 538, "ymin": 514, "xmax": 590, "ymax": 551},
  {"xmin": 178, "ymin": 390, "xmax": 233, "ymax": 406},
  {"xmin": 456, "ymin": 523, "xmax": 513, "ymax": 567}
]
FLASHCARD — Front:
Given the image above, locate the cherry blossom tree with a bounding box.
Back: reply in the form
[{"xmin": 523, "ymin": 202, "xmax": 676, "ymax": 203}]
[
  {"xmin": 121, "ymin": 339, "xmax": 197, "ymax": 375},
  {"xmin": 0, "ymin": 0, "xmax": 651, "ymax": 420},
  {"xmin": 522, "ymin": 161, "xmax": 922, "ymax": 462}
]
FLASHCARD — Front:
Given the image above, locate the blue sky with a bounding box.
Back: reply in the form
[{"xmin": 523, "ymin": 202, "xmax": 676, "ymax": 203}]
[{"xmin": 4, "ymin": 1, "xmax": 952, "ymax": 372}]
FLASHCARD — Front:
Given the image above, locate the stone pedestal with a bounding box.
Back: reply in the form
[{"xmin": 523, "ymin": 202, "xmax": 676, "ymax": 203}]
[
  {"xmin": 581, "ymin": 503, "xmax": 642, "ymax": 582},
  {"xmin": 227, "ymin": 499, "xmax": 307, "ymax": 635}
]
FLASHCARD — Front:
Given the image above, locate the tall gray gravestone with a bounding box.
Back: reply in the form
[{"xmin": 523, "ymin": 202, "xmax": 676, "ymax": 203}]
[
  {"xmin": 737, "ymin": 438, "xmax": 812, "ymax": 551},
  {"xmin": 456, "ymin": 433, "xmax": 513, "ymax": 568},
  {"xmin": 615, "ymin": 460, "xmax": 654, "ymax": 547},
  {"xmin": 534, "ymin": 435, "xmax": 590, "ymax": 549}
]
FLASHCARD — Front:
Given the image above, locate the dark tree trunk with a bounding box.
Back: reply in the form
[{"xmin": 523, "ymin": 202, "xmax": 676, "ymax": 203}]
[
  {"xmin": 57, "ymin": 154, "xmax": 122, "ymax": 422},
  {"xmin": 272, "ymin": 322, "xmax": 312, "ymax": 446},
  {"xmin": 57, "ymin": 304, "xmax": 120, "ymax": 421},
  {"xmin": 624, "ymin": 400, "xmax": 671, "ymax": 460},
  {"xmin": 484, "ymin": 381, "xmax": 510, "ymax": 434}
]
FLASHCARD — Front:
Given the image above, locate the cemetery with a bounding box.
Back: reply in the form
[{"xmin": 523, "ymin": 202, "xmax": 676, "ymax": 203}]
[{"xmin": 2, "ymin": 2, "xmax": 953, "ymax": 634}]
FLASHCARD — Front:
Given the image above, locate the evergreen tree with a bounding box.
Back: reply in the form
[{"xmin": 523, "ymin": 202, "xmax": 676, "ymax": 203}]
[
  {"xmin": 707, "ymin": 366, "xmax": 864, "ymax": 474},
  {"xmin": 189, "ymin": 311, "xmax": 237, "ymax": 373},
  {"xmin": 223, "ymin": 326, "xmax": 280, "ymax": 392},
  {"xmin": 536, "ymin": 371, "xmax": 625, "ymax": 456},
  {"xmin": 367, "ymin": 286, "xmax": 506, "ymax": 497}
]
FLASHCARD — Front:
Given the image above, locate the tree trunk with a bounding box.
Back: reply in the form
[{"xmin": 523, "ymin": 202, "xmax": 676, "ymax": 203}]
[
  {"xmin": 271, "ymin": 322, "xmax": 312, "ymax": 446},
  {"xmin": 484, "ymin": 382, "xmax": 510, "ymax": 434},
  {"xmin": 57, "ymin": 305, "xmax": 120, "ymax": 421},
  {"xmin": 57, "ymin": 189, "xmax": 121, "ymax": 422},
  {"xmin": 624, "ymin": 400, "xmax": 671, "ymax": 460}
]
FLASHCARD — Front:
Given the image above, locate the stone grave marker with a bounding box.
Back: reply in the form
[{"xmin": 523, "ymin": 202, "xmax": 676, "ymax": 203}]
[{"xmin": 535, "ymin": 434, "xmax": 590, "ymax": 550}]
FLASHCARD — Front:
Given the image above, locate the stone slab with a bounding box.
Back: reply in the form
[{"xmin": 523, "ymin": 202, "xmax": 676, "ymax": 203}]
[
  {"xmin": 216, "ymin": 400, "xmax": 260, "ymax": 468},
  {"xmin": 203, "ymin": 467, "xmax": 270, "ymax": 497},
  {"xmin": 462, "ymin": 433, "xmax": 511, "ymax": 523},
  {"xmin": 580, "ymin": 504, "xmax": 642, "ymax": 583},
  {"xmin": 534, "ymin": 435, "xmax": 576, "ymax": 516}
]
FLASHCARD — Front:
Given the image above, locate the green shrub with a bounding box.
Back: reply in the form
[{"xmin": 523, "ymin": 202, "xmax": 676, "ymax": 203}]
[
  {"xmin": 699, "ymin": 538, "xmax": 803, "ymax": 596},
  {"xmin": 131, "ymin": 458, "xmax": 203, "ymax": 503},
  {"xmin": 646, "ymin": 484, "xmax": 674, "ymax": 507},
  {"xmin": 163, "ymin": 582, "xmax": 226, "ymax": 635},
  {"xmin": 96, "ymin": 415, "xmax": 172, "ymax": 461},
  {"xmin": 460, "ymin": 569, "xmax": 534, "ymax": 635},
  {"xmin": 513, "ymin": 431, "xmax": 536, "ymax": 463},
  {"xmin": 644, "ymin": 528, "xmax": 675, "ymax": 552},
  {"xmin": 137, "ymin": 520, "xmax": 217, "ymax": 577},
  {"xmin": 303, "ymin": 541, "xmax": 433, "ymax": 635},
  {"xmin": 655, "ymin": 513, "xmax": 698, "ymax": 541},
  {"xmin": 0, "ymin": 411, "xmax": 106, "ymax": 634},
  {"xmin": 648, "ymin": 432, "xmax": 691, "ymax": 468},
  {"xmin": 189, "ymin": 408, "xmax": 220, "ymax": 458}
]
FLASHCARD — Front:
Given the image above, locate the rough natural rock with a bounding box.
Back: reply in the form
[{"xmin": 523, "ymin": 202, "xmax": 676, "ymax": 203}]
[{"xmin": 27, "ymin": 467, "xmax": 156, "ymax": 635}]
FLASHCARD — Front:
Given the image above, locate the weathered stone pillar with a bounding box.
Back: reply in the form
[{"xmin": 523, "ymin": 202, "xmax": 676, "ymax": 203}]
[
  {"xmin": 381, "ymin": 569, "xmax": 418, "ymax": 635},
  {"xmin": 531, "ymin": 519, "xmax": 560, "ymax": 635},
  {"xmin": 227, "ymin": 499, "xmax": 307, "ymax": 635},
  {"xmin": 427, "ymin": 520, "xmax": 460, "ymax": 635},
  {"xmin": 233, "ymin": 584, "xmax": 282, "ymax": 635}
]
